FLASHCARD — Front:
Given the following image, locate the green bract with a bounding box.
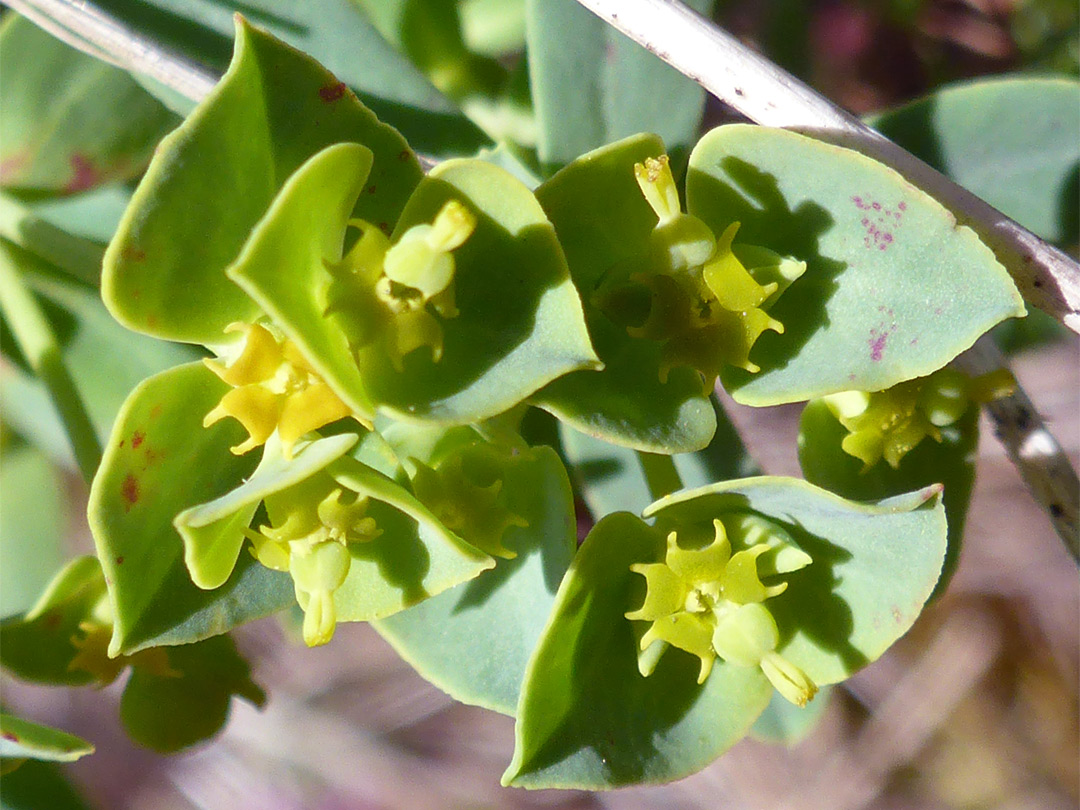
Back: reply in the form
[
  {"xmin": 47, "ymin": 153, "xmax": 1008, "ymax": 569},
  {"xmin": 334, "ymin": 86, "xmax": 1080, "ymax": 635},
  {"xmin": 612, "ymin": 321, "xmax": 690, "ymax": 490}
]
[
  {"xmin": 103, "ymin": 17, "xmax": 423, "ymax": 345},
  {"xmin": 506, "ymin": 478, "xmax": 946, "ymax": 789},
  {"xmin": 687, "ymin": 125, "xmax": 1026, "ymax": 405}
]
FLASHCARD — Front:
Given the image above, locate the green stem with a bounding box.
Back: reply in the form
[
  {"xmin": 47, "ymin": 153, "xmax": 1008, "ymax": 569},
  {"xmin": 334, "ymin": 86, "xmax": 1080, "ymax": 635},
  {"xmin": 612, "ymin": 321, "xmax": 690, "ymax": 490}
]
[
  {"xmin": 0, "ymin": 243, "xmax": 101, "ymax": 484},
  {"xmin": 635, "ymin": 450, "xmax": 683, "ymax": 503}
]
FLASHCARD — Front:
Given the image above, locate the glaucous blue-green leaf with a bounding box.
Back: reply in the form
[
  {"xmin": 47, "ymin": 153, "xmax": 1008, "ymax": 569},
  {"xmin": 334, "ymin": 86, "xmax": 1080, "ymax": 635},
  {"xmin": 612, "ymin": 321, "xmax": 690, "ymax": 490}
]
[
  {"xmin": 358, "ymin": 158, "xmax": 600, "ymax": 423},
  {"xmin": 226, "ymin": 142, "xmax": 376, "ymax": 417},
  {"xmin": 505, "ymin": 512, "xmax": 773, "ymax": 789},
  {"xmin": 375, "ymin": 444, "xmax": 576, "ymax": 715},
  {"xmin": 798, "ymin": 399, "xmax": 977, "ymax": 595},
  {"xmin": 0, "ymin": 714, "xmax": 93, "ymax": 764},
  {"xmin": 176, "ymin": 433, "xmax": 360, "ymax": 590},
  {"xmin": 119, "ymin": 634, "xmax": 264, "ymax": 753},
  {"xmin": 646, "ymin": 477, "xmax": 947, "ymax": 686},
  {"xmin": 0, "ymin": 557, "xmax": 104, "ymax": 687},
  {"xmin": 0, "ymin": 444, "xmax": 66, "ymax": 616},
  {"xmin": 88, "ymin": 0, "xmax": 487, "ymax": 154},
  {"xmin": 687, "ymin": 125, "xmax": 1026, "ymax": 406},
  {"xmin": 324, "ymin": 456, "xmax": 494, "ymax": 621},
  {"xmin": 524, "ymin": 0, "xmax": 714, "ymax": 174},
  {"xmin": 871, "ymin": 77, "xmax": 1079, "ymax": 247},
  {"xmin": 0, "ymin": 13, "xmax": 177, "ymax": 194},
  {"xmin": 561, "ymin": 394, "xmax": 758, "ymax": 518},
  {"xmin": 103, "ymin": 17, "xmax": 423, "ymax": 345},
  {"xmin": 531, "ymin": 134, "xmax": 716, "ymax": 453},
  {"xmin": 750, "ymin": 686, "xmax": 832, "ymax": 744},
  {"xmin": 88, "ymin": 362, "xmax": 293, "ymax": 655},
  {"xmin": 510, "ymin": 478, "xmax": 944, "ymax": 788}
]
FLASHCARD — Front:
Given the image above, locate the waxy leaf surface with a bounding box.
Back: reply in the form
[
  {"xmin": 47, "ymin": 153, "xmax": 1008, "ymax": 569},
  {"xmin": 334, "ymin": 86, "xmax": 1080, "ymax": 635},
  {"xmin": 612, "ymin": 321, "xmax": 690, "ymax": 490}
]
[
  {"xmin": 646, "ymin": 478, "xmax": 947, "ymax": 685},
  {"xmin": 509, "ymin": 478, "xmax": 946, "ymax": 788},
  {"xmin": 88, "ymin": 362, "xmax": 293, "ymax": 655},
  {"xmin": 798, "ymin": 399, "xmax": 978, "ymax": 594},
  {"xmin": 326, "ymin": 456, "xmax": 494, "ymax": 621},
  {"xmin": 226, "ymin": 142, "xmax": 375, "ymax": 417},
  {"xmin": 687, "ymin": 125, "xmax": 1025, "ymax": 405},
  {"xmin": 376, "ymin": 444, "xmax": 576, "ymax": 714},
  {"xmin": 358, "ymin": 158, "xmax": 600, "ymax": 423},
  {"xmin": 104, "ymin": 18, "xmax": 422, "ymax": 345},
  {"xmin": 505, "ymin": 512, "xmax": 772, "ymax": 789},
  {"xmin": 0, "ymin": 714, "xmax": 93, "ymax": 764},
  {"xmin": 525, "ymin": 0, "xmax": 713, "ymax": 173},
  {"xmin": 532, "ymin": 134, "xmax": 716, "ymax": 453}
]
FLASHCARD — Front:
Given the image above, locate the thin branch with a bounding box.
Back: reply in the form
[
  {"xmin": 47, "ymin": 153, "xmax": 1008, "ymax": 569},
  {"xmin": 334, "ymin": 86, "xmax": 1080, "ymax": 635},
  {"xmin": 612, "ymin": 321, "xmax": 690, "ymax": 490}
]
[
  {"xmin": 576, "ymin": 0, "xmax": 1079, "ymax": 557},
  {"xmin": 7, "ymin": 0, "xmax": 217, "ymax": 103},
  {"xmin": 574, "ymin": 0, "xmax": 1080, "ymax": 335},
  {"xmin": 0, "ymin": 242, "xmax": 102, "ymax": 484}
]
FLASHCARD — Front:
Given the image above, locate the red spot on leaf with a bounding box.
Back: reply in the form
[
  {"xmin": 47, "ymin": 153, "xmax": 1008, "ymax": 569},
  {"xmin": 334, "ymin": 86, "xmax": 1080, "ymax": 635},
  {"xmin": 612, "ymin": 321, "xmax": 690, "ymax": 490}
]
[
  {"xmin": 121, "ymin": 474, "xmax": 139, "ymax": 509},
  {"xmin": 318, "ymin": 82, "xmax": 347, "ymax": 102},
  {"xmin": 898, "ymin": 202, "xmax": 907, "ymax": 211},
  {"xmin": 64, "ymin": 154, "xmax": 102, "ymax": 194},
  {"xmin": 367, "ymin": 185, "xmax": 377, "ymax": 194},
  {"xmin": 131, "ymin": 430, "xmax": 145, "ymax": 449},
  {"xmin": 121, "ymin": 245, "xmax": 147, "ymax": 262},
  {"xmin": 116, "ymin": 556, "xmax": 125, "ymax": 565},
  {"xmin": 869, "ymin": 332, "xmax": 888, "ymax": 361},
  {"xmin": 378, "ymin": 222, "xmax": 390, "ymax": 235},
  {"xmin": 398, "ymin": 150, "xmax": 411, "ymax": 161},
  {"xmin": 2, "ymin": 731, "xmax": 18, "ymax": 743},
  {"xmin": 0, "ymin": 150, "xmax": 28, "ymax": 183}
]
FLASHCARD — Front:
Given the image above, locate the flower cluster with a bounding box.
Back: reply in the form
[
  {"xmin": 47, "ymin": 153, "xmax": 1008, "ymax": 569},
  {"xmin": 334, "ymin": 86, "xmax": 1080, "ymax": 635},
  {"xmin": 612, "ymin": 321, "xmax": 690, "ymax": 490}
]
[
  {"xmin": 409, "ymin": 442, "xmax": 528, "ymax": 559},
  {"xmin": 598, "ymin": 155, "xmax": 804, "ymax": 391},
  {"xmin": 325, "ymin": 200, "xmax": 477, "ymax": 371},
  {"xmin": 626, "ymin": 515, "xmax": 817, "ymax": 706},
  {"xmin": 203, "ymin": 322, "xmax": 355, "ymax": 458},
  {"xmin": 244, "ymin": 474, "xmax": 382, "ymax": 646},
  {"xmin": 823, "ymin": 367, "xmax": 1015, "ymax": 469}
]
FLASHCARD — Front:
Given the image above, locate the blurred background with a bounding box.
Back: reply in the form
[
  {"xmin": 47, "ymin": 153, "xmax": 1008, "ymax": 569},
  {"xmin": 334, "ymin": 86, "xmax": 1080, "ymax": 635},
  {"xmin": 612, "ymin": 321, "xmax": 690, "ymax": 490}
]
[{"xmin": 1, "ymin": 1, "xmax": 1077, "ymax": 808}]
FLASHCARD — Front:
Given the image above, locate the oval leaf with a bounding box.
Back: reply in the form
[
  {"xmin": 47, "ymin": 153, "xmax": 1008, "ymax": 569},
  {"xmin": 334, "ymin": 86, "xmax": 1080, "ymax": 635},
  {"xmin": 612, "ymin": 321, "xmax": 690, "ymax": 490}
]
[
  {"xmin": 226, "ymin": 141, "xmax": 376, "ymax": 418},
  {"xmin": 357, "ymin": 158, "xmax": 600, "ymax": 423},
  {"xmin": 797, "ymin": 398, "xmax": 978, "ymax": 595},
  {"xmin": 0, "ymin": 714, "xmax": 93, "ymax": 764},
  {"xmin": 505, "ymin": 512, "xmax": 773, "ymax": 789},
  {"xmin": 375, "ymin": 444, "xmax": 576, "ymax": 715},
  {"xmin": 103, "ymin": 17, "xmax": 422, "ymax": 344},
  {"xmin": 687, "ymin": 124, "xmax": 1025, "ymax": 405},
  {"xmin": 531, "ymin": 134, "xmax": 716, "ymax": 452},
  {"xmin": 88, "ymin": 362, "xmax": 293, "ymax": 655},
  {"xmin": 645, "ymin": 477, "xmax": 947, "ymax": 686}
]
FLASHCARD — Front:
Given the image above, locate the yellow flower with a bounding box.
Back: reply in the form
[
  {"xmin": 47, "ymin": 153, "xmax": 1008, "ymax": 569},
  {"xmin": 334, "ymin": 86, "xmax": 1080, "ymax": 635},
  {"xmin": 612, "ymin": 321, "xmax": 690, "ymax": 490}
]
[
  {"xmin": 245, "ymin": 477, "xmax": 381, "ymax": 647},
  {"xmin": 824, "ymin": 367, "xmax": 1016, "ymax": 470},
  {"xmin": 598, "ymin": 154, "xmax": 804, "ymax": 391},
  {"xmin": 325, "ymin": 200, "xmax": 477, "ymax": 371},
  {"xmin": 626, "ymin": 516, "xmax": 817, "ymax": 706},
  {"xmin": 204, "ymin": 322, "xmax": 354, "ymax": 458}
]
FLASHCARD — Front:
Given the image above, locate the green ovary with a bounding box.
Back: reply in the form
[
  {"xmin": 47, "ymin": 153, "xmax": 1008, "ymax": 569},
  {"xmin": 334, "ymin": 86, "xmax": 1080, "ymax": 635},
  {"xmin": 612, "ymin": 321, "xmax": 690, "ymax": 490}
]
[
  {"xmin": 324, "ymin": 200, "xmax": 477, "ymax": 371},
  {"xmin": 245, "ymin": 477, "xmax": 382, "ymax": 647},
  {"xmin": 824, "ymin": 367, "xmax": 1015, "ymax": 470},
  {"xmin": 625, "ymin": 515, "xmax": 817, "ymax": 707},
  {"xmin": 599, "ymin": 155, "xmax": 805, "ymax": 391}
]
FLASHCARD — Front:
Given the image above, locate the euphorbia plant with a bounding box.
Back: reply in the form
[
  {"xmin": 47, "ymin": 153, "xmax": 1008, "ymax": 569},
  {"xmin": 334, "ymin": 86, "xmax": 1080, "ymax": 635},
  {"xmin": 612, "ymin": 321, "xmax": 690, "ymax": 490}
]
[{"xmin": 1, "ymin": 0, "xmax": 1073, "ymax": 796}]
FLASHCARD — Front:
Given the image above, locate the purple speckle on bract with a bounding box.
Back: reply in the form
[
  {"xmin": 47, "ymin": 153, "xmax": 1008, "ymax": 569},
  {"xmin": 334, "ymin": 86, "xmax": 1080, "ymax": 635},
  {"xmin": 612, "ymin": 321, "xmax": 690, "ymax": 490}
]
[{"xmin": 869, "ymin": 333, "xmax": 888, "ymax": 361}]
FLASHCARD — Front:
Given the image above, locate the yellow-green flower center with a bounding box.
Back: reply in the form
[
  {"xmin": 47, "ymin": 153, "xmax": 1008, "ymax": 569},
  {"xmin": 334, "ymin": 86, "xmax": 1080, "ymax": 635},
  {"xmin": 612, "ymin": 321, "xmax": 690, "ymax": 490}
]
[{"xmin": 625, "ymin": 516, "xmax": 817, "ymax": 706}]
